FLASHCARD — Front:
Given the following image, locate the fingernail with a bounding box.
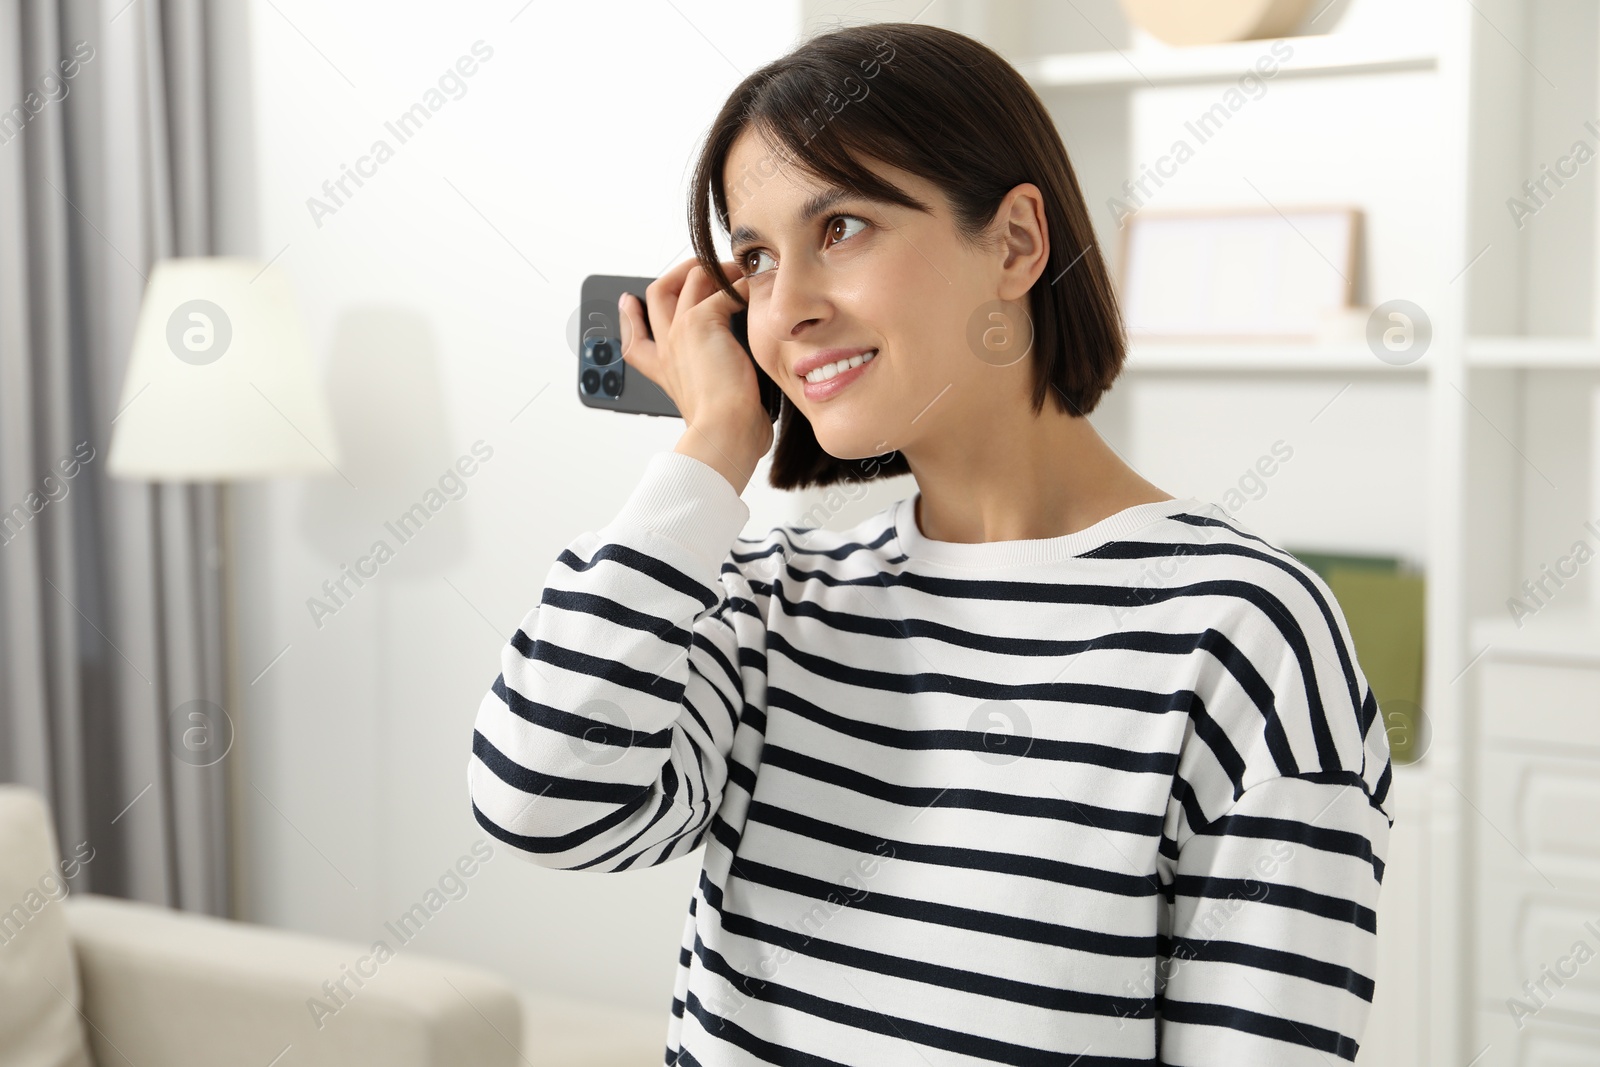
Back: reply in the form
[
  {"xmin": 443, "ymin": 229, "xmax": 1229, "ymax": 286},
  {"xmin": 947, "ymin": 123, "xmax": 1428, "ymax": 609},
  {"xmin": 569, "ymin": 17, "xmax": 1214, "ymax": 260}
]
[{"xmin": 618, "ymin": 296, "xmax": 631, "ymax": 348}]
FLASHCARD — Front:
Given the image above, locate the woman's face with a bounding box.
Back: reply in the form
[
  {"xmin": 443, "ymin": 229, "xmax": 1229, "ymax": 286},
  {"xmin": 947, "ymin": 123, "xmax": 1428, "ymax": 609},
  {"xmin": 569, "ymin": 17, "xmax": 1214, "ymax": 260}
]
[{"xmin": 722, "ymin": 128, "xmax": 1038, "ymax": 464}]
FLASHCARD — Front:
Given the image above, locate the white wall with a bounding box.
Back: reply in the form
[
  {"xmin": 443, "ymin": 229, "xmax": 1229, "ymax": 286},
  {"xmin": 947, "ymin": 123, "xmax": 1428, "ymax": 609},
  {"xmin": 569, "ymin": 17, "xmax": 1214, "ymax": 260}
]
[{"xmin": 217, "ymin": 0, "xmax": 813, "ymax": 1011}]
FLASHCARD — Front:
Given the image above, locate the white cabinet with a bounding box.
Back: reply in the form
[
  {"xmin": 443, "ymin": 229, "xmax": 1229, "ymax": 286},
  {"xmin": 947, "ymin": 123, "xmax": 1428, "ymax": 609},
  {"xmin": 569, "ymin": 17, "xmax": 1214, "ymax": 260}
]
[
  {"xmin": 1474, "ymin": 1011, "xmax": 1600, "ymax": 1067},
  {"xmin": 1470, "ymin": 615, "xmax": 1600, "ymax": 1062}
]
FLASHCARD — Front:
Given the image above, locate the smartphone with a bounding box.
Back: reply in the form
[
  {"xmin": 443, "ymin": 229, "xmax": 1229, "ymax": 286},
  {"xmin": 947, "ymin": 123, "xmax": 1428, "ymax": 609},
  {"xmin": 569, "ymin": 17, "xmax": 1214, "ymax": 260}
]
[{"xmin": 577, "ymin": 273, "xmax": 782, "ymax": 423}]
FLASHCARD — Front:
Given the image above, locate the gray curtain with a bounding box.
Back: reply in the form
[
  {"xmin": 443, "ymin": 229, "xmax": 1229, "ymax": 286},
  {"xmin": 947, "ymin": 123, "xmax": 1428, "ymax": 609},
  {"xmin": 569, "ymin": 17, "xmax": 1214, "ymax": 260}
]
[{"xmin": 0, "ymin": 0, "xmax": 231, "ymax": 917}]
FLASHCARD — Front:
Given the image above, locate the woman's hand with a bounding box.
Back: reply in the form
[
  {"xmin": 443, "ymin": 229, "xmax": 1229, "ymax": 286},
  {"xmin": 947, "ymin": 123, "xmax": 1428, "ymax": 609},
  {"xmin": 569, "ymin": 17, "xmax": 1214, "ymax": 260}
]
[{"xmin": 617, "ymin": 256, "xmax": 774, "ymax": 493}]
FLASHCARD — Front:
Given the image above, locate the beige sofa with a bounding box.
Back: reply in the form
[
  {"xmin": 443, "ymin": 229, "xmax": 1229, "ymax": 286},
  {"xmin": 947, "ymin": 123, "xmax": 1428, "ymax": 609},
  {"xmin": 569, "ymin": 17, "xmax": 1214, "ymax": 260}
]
[{"xmin": 0, "ymin": 783, "xmax": 664, "ymax": 1066}]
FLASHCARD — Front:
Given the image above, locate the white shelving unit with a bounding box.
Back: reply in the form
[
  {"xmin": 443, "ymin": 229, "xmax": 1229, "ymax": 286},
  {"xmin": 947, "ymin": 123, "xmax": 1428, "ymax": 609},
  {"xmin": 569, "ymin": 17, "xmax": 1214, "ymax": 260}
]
[
  {"xmin": 1123, "ymin": 340, "xmax": 1433, "ymax": 373},
  {"xmin": 1013, "ymin": 34, "xmax": 1439, "ymax": 89},
  {"xmin": 964, "ymin": 1, "xmax": 1600, "ymax": 1064},
  {"xmin": 1469, "ymin": 337, "xmax": 1600, "ymax": 368}
]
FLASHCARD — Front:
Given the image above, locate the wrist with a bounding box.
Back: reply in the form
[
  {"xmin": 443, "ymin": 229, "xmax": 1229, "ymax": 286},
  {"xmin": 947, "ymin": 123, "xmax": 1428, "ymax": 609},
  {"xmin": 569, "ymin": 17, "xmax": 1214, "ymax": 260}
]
[{"xmin": 674, "ymin": 420, "xmax": 767, "ymax": 495}]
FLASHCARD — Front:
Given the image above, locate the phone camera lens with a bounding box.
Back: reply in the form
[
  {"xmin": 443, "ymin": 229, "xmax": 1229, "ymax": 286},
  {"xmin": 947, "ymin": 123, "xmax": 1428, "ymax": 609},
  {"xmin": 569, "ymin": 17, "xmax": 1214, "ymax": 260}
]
[
  {"xmin": 581, "ymin": 368, "xmax": 600, "ymax": 395},
  {"xmin": 591, "ymin": 339, "xmax": 614, "ymax": 365},
  {"xmin": 601, "ymin": 370, "xmax": 621, "ymax": 397}
]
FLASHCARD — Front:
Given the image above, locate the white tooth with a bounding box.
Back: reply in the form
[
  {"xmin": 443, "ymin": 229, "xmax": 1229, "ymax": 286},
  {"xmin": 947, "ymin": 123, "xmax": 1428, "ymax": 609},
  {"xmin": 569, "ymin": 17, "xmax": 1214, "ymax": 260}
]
[
  {"xmin": 848, "ymin": 355, "xmax": 863, "ymax": 368},
  {"xmin": 822, "ymin": 363, "xmax": 839, "ymax": 379}
]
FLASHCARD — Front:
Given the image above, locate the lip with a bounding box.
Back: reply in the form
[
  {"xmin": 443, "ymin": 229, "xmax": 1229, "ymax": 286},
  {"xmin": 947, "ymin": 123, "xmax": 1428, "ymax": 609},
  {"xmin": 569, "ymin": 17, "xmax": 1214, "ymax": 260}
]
[
  {"xmin": 793, "ymin": 346, "xmax": 878, "ymax": 379},
  {"xmin": 800, "ymin": 348, "xmax": 878, "ymax": 402}
]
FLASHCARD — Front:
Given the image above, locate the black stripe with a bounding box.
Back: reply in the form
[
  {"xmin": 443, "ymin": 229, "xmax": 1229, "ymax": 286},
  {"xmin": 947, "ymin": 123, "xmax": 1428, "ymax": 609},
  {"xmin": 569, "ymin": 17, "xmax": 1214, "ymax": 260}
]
[
  {"xmin": 538, "ymin": 586, "xmax": 694, "ymax": 645},
  {"xmin": 522, "ymin": 638, "xmax": 689, "ymax": 704},
  {"xmin": 768, "ymin": 522, "xmax": 899, "ymax": 562},
  {"xmin": 678, "ymin": 988, "xmax": 858, "ymax": 1067},
  {"xmin": 743, "ymin": 801, "xmax": 1162, "ymax": 901},
  {"xmin": 684, "ymin": 934, "xmax": 1155, "ymax": 1067},
  {"xmin": 769, "ymin": 629, "xmax": 1186, "ymax": 708},
  {"xmin": 1184, "ymin": 689, "xmax": 1251, "ymax": 798},
  {"xmin": 700, "ymin": 856, "xmax": 1155, "ymax": 958},
  {"xmin": 766, "ymin": 684, "xmax": 1177, "ymax": 776},
  {"xmin": 469, "ymin": 791, "xmax": 651, "ymax": 863},
  {"xmin": 727, "ymin": 917, "xmax": 1152, "ymax": 1018},
  {"xmin": 491, "ymin": 672, "xmax": 670, "ymax": 749},
  {"xmin": 1157, "ymin": 997, "xmax": 1359, "ymax": 1060},
  {"xmin": 473, "ymin": 727, "xmax": 660, "ymax": 804},
  {"xmin": 759, "ymin": 741, "xmax": 1164, "ymax": 837},
  {"xmin": 560, "ymin": 541, "xmax": 719, "ymax": 610},
  {"xmin": 1168, "ymin": 872, "xmax": 1376, "ymax": 933},
  {"xmin": 1207, "ymin": 809, "xmax": 1382, "ymax": 882},
  {"xmin": 1160, "ymin": 933, "xmax": 1376, "ymax": 1000},
  {"xmin": 600, "ymin": 789, "xmax": 694, "ymax": 872}
]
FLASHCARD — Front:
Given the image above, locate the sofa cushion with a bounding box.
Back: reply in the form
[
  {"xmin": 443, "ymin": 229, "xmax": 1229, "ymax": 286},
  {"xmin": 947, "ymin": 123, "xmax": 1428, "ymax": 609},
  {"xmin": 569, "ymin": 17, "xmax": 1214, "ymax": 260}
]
[
  {"xmin": 64, "ymin": 892, "xmax": 525, "ymax": 1066},
  {"xmin": 0, "ymin": 784, "xmax": 94, "ymax": 1067}
]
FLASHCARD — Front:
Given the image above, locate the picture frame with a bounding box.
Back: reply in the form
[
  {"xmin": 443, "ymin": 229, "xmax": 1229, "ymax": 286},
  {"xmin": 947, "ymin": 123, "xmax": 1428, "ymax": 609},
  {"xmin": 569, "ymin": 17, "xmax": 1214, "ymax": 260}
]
[{"xmin": 1116, "ymin": 205, "xmax": 1363, "ymax": 342}]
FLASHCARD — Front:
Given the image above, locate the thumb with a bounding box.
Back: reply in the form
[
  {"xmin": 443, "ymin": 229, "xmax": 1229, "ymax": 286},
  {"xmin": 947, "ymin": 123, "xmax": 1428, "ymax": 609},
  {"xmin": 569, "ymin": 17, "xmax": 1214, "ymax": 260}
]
[{"xmin": 617, "ymin": 293, "xmax": 635, "ymax": 354}]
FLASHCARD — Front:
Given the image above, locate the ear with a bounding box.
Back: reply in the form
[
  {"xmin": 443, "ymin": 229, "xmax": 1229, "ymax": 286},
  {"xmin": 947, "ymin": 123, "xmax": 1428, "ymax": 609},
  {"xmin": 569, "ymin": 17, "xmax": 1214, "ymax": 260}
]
[{"xmin": 995, "ymin": 182, "xmax": 1049, "ymax": 300}]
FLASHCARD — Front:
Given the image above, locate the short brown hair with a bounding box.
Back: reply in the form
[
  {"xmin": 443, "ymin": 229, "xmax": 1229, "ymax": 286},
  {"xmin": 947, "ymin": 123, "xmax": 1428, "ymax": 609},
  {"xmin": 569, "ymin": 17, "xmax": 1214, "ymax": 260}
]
[{"xmin": 687, "ymin": 21, "xmax": 1126, "ymax": 491}]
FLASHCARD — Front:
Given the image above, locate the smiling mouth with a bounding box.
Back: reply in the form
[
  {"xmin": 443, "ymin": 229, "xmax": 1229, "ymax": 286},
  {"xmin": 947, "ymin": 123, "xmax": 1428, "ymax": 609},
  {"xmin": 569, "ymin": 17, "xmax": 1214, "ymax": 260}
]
[
  {"xmin": 802, "ymin": 349, "xmax": 877, "ymax": 384},
  {"xmin": 799, "ymin": 349, "xmax": 879, "ymax": 402}
]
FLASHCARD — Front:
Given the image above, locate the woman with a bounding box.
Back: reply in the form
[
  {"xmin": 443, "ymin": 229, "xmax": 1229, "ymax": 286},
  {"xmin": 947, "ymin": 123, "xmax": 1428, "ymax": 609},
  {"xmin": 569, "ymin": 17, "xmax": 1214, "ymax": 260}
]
[{"xmin": 469, "ymin": 21, "xmax": 1392, "ymax": 1066}]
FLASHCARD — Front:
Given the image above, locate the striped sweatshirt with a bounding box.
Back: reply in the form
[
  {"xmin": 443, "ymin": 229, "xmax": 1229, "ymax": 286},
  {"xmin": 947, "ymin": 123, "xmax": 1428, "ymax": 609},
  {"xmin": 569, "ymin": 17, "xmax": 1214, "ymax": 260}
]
[{"xmin": 468, "ymin": 450, "xmax": 1394, "ymax": 1066}]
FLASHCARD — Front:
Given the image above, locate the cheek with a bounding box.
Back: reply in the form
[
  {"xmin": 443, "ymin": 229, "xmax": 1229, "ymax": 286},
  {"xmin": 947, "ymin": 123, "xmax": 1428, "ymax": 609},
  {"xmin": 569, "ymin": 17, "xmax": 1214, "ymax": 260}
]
[{"xmin": 848, "ymin": 260, "xmax": 970, "ymax": 370}]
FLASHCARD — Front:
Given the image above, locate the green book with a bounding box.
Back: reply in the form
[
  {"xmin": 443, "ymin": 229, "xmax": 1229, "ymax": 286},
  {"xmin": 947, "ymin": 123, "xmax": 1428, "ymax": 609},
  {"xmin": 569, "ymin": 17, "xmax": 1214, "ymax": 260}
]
[
  {"xmin": 1285, "ymin": 548, "xmax": 1401, "ymax": 581},
  {"xmin": 1319, "ymin": 567, "xmax": 1427, "ymax": 764}
]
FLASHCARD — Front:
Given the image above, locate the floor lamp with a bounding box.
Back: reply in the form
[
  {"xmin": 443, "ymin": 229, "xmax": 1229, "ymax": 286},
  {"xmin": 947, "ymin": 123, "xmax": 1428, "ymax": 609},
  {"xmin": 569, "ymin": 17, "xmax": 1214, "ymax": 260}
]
[{"xmin": 107, "ymin": 257, "xmax": 340, "ymax": 920}]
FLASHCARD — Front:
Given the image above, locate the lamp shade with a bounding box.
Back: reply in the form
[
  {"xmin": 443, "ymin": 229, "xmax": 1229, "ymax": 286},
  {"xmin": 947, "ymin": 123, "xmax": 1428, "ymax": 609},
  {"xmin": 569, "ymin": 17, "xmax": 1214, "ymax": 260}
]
[{"xmin": 108, "ymin": 257, "xmax": 341, "ymax": 480}]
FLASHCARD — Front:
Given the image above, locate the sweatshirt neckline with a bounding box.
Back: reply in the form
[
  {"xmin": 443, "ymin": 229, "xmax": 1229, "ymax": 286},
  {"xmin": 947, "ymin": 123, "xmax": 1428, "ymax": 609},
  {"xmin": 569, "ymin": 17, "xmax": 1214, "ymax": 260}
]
[{"xmin": 892, "ymin": 491, "xmax": 1205, "ymax": 568}]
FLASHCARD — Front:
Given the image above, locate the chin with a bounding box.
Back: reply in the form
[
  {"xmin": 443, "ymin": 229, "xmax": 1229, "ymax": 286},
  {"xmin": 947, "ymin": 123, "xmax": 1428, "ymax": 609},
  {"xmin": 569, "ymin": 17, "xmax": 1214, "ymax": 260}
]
[{"xmin": 810, "ymin": 422, "xmax": 895, "ymax": 463}]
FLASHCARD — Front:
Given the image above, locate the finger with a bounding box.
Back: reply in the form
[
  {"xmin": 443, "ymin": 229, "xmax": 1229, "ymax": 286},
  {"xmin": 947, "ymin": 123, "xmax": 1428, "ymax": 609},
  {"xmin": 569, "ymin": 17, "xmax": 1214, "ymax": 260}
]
[
  {"xmin": 659, "ymin": 255, "xmax": 699, "ymax": 288},
  {"xmin": 675, "ymin": 262, "xmax": 711, "ymax": 322},
  {"xmin": 645, "ymin": 262, "xmax": 695, "ymax": 352},
  {"xmin": 649, "ymin": 256, "xmax": 698, "ymax": 314},
  {"xmin": 617, "ymin": 293, "xmax": 655, "ymax": 376},
  {"xmin": 678, "ymin": 259, "xmax": 744, "ymax": 319},
  {"xmin": 684, "ymin": 275, "xmax": 753, "ymax": 352},
  {"xmin": 712, "ymin": 272, "xmax": 750, "ymax": 312}
]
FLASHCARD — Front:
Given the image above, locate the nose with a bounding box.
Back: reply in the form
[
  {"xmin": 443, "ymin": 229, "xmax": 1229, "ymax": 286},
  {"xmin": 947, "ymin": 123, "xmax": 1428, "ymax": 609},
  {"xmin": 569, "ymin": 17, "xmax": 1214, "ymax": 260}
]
[{"xmin": 760, "ymin": 254, "xmax": 828, "ymax": 346}]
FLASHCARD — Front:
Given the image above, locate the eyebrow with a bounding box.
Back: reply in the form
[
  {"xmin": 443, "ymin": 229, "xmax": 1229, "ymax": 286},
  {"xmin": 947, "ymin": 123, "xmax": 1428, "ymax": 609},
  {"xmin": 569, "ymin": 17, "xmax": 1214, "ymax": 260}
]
[{"xmin": 728, "ymin": 186, "xmax": 870, "ymax": 250}]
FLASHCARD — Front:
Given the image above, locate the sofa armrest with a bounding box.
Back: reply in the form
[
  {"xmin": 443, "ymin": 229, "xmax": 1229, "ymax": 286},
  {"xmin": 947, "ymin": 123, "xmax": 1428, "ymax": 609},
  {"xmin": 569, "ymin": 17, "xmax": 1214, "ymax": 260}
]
[{"xmin": 63, "ymin": 893, "xmax": 522, "ymax": 1067}]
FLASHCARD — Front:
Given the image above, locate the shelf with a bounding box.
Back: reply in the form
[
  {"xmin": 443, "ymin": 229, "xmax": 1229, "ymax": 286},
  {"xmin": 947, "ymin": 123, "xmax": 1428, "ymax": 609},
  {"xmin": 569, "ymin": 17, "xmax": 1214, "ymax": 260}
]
[
  {"xmin": 1122, "ymin": 340, "xmax": 1428, "ymax": 373},
  {"xmin": 1467, "ymin": 337, "xmax": 1600, "ymax": 368},
  {"xmin": 1122, "ymin": 337, "xmax": 1600, "ymax": 372},
  {"xmin": 1469, "ymin": 605, "xmax": 1600, "ymax": 666},
  {"xmin": 1016, "ymin": 34, "xmax": 1438, "ymax": 90}
]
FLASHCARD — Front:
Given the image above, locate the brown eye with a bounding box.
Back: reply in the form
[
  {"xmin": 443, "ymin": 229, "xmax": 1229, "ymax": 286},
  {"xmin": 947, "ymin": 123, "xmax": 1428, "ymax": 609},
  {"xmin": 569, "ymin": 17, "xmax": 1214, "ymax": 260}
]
[
  {"xmin": 827, "ymin": 215, "xmax": 868, "ymax": 247},
  {"xmin": 740, "ymin": 248, "xmax": 775, "ymax": 277}
]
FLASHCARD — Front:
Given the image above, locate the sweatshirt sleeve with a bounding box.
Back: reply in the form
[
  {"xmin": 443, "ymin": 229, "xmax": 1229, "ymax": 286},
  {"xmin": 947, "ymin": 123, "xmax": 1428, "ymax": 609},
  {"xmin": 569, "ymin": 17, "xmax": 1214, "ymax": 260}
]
[
  {"xmin": 468, "ymin": 449, "xmax": 768, "ymax": 872},
  {"xmin": 1153, "ymin": 557, "xmax": 1395, "ymax": 1064},
  {"xmin": 1154, "ymin": 771, "xmax": 1391, "ymax": 1064}
]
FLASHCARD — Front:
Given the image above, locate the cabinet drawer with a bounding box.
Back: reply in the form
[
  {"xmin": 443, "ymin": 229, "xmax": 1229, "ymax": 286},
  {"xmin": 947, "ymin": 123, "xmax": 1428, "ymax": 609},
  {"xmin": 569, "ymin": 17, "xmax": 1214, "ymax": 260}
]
[
  {"xmin": 1475, "ymin": 1006, "xmax": 1600, "ymax": 1066},
  {"xmin": 1476, "ymin": 876, "xmax": 1600, "ymax": 1024},
  {"xmin": 1479, "ymin": 660, "xmax": 1600, "ymax": 750},
  {"xmin": 1477, "ymin": 749, "xmax": 1600, "ymax": 886}
]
